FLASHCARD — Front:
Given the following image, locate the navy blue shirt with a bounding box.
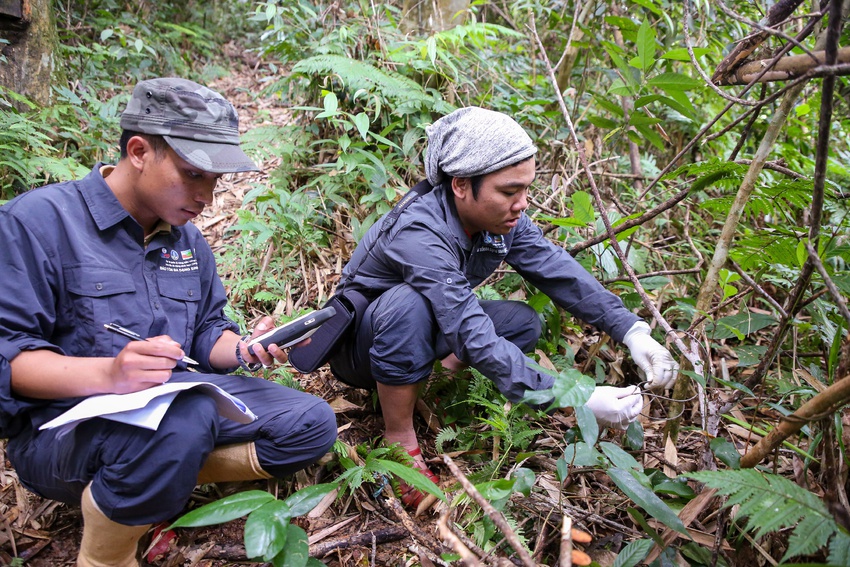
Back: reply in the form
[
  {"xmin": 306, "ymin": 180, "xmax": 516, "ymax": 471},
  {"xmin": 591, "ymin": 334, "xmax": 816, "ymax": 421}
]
[
  {"xmin": 337, "ymin": 184, "xmax": 639, "ymax": 399},
  {"xmin": 0, "ymin": 164, "xmax": 239, "ymax": 433}
]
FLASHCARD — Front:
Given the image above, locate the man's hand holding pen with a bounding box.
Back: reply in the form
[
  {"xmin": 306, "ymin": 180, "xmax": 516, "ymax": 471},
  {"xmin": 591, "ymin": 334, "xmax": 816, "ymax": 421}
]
[{"xmin": 108, "ymin": 335, "xmax": 187, "ymax": 394}]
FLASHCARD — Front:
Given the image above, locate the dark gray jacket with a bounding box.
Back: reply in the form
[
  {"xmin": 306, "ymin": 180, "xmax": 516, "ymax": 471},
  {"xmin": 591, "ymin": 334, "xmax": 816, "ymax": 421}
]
[{"xmin": 337, "ymin": 184, "xmax": 639, "ymax": 398}]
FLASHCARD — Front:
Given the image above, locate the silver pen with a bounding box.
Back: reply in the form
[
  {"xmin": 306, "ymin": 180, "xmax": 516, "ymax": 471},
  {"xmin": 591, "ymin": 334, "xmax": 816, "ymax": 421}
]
[{"xmin": 104, "ymin": 323, "xmax": 199, "ymax": 365}]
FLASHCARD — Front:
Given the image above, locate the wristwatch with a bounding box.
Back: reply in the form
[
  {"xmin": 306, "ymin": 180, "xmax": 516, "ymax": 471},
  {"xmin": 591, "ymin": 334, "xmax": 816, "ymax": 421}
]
[{"xmin": 236, "ymin": 334, "xmax": 262, "ymax": 372}]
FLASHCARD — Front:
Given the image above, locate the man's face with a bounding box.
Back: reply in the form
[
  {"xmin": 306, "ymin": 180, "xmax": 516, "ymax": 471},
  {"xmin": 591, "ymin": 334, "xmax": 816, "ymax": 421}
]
[
  {"xmin": 452, "ymin": 157, "xmax": 536, "ymax": 236},
  {"xmin": 130, "ymin": 140, "xmax": 222, "ymax": 232}
]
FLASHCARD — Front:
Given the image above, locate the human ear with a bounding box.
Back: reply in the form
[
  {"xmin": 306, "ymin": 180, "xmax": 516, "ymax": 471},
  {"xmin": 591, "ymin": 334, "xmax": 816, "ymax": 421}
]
[
  {"xmin": 451, "ymin": 177, "xmax": 471, "ymax": 201},
  {"xmin": 125, "ymin": 136, "xmax": 151, "ymax": 170}
]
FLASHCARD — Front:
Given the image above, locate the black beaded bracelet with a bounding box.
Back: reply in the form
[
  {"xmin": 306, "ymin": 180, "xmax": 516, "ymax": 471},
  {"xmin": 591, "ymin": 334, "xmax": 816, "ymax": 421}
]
[{"xmin": 236, "ymin": 334, "xmax": 262, "ymax": 372}]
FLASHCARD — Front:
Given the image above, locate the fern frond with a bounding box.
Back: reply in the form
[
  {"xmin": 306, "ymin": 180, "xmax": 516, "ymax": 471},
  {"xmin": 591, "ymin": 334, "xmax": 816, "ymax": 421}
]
[
  {"xmin": 435, "ymin": 427, "xmax": 459, "ymax": 454},
  {"xmin": 687, "ymin": 469, "xmax": 839, "ymax": 561},
  {"xmin": 292, "ymin": 55, "xmax": 429, "ymax": 103}
]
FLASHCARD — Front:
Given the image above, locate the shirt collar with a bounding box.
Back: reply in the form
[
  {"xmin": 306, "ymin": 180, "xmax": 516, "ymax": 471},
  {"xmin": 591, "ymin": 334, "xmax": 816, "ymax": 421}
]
[
  {"xmin": 79, "ymin": 163, "xmax": 134, "ymax": 231},
  {"xmin": 80, "ymin": 163, "xmax": 172, "ymax": 240}
]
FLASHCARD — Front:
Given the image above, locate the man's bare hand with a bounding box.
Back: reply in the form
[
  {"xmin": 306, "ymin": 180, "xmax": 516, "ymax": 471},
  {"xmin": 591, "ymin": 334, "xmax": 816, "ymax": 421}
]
[{"xmin": 108, "ymin": 336, "xmax": 183, "ymax": 393}]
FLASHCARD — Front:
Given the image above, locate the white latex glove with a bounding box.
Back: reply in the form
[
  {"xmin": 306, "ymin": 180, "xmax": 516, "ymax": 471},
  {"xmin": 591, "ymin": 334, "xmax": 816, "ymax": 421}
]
[
  {"xmin": 622, "ymin": 321, "xmax": 679, "ymax": 390},
  {"xmin": 586, "ymin": 385, "xmax": 642, "ymax": 429}
]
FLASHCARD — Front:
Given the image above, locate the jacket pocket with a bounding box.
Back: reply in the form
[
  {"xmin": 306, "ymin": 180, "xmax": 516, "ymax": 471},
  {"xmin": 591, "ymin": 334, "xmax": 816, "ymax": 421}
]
[
  {"xmin": 156, "ymin": 272, "xmax": 202, "ymax": 352},
  {"xmin": 63, "ymin": 266, "xmax": 136, "ymax": 357}
]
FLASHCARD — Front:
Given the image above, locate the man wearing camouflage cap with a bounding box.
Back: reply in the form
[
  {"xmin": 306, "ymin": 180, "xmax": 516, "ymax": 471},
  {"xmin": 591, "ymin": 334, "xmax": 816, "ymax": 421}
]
[{"xmin": 0, "ymin": 78, "xmax": 336, "ymax": 566}]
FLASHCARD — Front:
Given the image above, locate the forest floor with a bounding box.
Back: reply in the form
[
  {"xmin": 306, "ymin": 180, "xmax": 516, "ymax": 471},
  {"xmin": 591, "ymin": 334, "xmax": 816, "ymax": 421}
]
[{"xmin": 0, "ymin": 62, "xmax": 831, "ymax": 567}]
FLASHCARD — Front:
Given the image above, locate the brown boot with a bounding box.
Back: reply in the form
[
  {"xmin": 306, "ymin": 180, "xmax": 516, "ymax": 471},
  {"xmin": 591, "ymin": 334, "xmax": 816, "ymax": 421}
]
[
  {"xmin": 77, "ymin": 483, "xmax": 150, "ymax": 567},
  {"xmin": 197, "ymin": 442, "xmax": 273, "ymax": 484}
]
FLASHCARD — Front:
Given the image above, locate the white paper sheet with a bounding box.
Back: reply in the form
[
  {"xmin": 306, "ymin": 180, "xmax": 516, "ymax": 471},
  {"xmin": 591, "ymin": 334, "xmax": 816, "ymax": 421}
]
[{"xmin": 39, "ymin": 382, "xmax": 257, "ymax": 437}]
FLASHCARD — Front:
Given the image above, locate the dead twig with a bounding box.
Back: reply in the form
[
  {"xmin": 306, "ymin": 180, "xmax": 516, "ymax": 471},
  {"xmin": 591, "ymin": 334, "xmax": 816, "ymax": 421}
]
[{"xmin": 442, "ymin": 455, "xmax": 536, "ymax": 567}]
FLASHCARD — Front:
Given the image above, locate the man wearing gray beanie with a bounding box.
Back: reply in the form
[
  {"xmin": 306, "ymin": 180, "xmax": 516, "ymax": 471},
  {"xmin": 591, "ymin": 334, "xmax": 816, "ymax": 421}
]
[
  {"xmin": 328, "ymin": 106, "xmax": 677, "ymax": 509},
  {"xmin": 0, "ymin": 78, "xmax": 336, "ymax": 566}
]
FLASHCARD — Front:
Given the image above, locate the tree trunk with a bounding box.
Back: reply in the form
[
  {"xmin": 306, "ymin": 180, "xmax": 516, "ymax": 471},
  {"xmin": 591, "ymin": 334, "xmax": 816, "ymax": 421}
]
[
  {"xmin": 0, "ymin": 0, "xmax": 60, "ymax": 109},
  {"xmin": 402, "ymin": 0, "xmax": 470, "ymax": 33}
]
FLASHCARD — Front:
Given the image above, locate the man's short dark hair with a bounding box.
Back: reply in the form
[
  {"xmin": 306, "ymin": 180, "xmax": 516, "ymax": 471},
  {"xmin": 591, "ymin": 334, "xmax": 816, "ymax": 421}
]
[{"xmin": 119, "ymin": 130, "xmax": 168, "ymax": 159}]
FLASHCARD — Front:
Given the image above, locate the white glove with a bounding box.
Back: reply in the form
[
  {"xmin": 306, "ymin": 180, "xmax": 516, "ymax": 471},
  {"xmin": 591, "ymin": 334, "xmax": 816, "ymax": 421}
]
[
  {"xmin": 622, "ymin": 321, "xmax": 679, "ymax": 390},
  {"xmin": 586, "ymin": 385, "xmax": 642, "ymax": 429}
]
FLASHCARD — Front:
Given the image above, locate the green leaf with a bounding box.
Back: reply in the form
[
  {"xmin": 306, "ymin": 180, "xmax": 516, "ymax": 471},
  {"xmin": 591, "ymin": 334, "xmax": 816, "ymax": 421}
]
[
  {"xmin": 560, "ymin": 442, "xmax": 605, "ymax": 468},
  {"xmin": 271, "ymin": 524, "xmax": 309, "ymax": 567},
  {"xmin": 170, "ymin": 490, "xmax": 275, "ymax": 528},
  {"xmin": 627, "ymin": 508, "xmax": 665, "ymax": 546},
  {"xmin": 283, "ymin": 483, "xmax": 337, "ymax": 517},
  {"xmin": 647, "ymin": 72, "xmax": 702, "ymax": 91},
  {"xmin": 352, "ymin": 112, "xmax": 370, "ymax": 141},
  {"xmin": 706, "ymin": 311, "xmax": 776, "ymax": 340},
  {"xmin": 551, "ymin": 368, "xmax": 596, "ymax": 409},
  {"xmin": 613, "ymin": 538, "xmax": 654, "ymax": 567},
  {"xmin": 571, "ymin": 191, "xmax": 595, "ymax": 224},
  {"xmin": 654, "ymin": 479, "xmax": 695, "ymax": 498},
  {"xmin": 600, "ymin": 442, "xmax": 642, "ymax": 471},
  {"xmin": 379, "ymin": 460, "xmax": 447, "ymax": 502},
  {"xmin": 574, "ymin": 405, "xmax": 599, "ymax": 446},
  {"xmin": 608, "ymin": 467, "xmax": 689, "ymax": 535},
  {"xmin": 624, "ymin": 420, "xmax": 645, "ymax": 450},
  {"xmin": 634, "ymin": 19, "xmax": 656, "ymax": 73},
  {"xmin": 511, "ymin": 468, "xmax": 536, "ymax": 497},
  {"xmin": 710, "ymin": 437, "xmax": 741, "ymax": 469},
  {"xmin": 323, "ymin": 92, "xmax": 339, "ymax": 116},
  {"xmin": 686, "ymin": 469, "xmax": 840, "ymax": 560},
  {"xmin": 245, "ymin": 500, "xmax": 292, "ymax": 560},
  {"xmin": 661, "ymin": 47, "xmax": 710, "ymax": 61},
  {"xmin": 829, "ymin": 531, "xmax": 850, "ymax": 565}
]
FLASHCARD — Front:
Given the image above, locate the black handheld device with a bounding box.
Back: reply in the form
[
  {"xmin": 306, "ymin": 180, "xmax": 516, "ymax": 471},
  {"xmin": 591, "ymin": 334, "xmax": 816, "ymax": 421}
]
[{"xmin": 247, "ymin": 306, "xmax": 337, "ymax": 355}]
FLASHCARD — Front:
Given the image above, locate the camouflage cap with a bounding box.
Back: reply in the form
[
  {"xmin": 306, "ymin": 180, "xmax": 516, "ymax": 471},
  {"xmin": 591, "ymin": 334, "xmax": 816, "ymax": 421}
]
[{"xmin": 120, "ymin": 77, "xmax": 258, "ymax": 173}]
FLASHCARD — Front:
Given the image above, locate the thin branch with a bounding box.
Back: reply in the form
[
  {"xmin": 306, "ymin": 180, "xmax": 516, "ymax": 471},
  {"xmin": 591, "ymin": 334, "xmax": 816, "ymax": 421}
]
[
  {"xmin": 437, "ymin": 510, "xmax": 484, "ymax": 566},
  {"xmin": 806, "ymin": 243, "xmax": 850, "ymax": 328},
  {"xmin": 740, "ymin": 372, "xmax": 850, "ymax": 468},
  {"xmin": 442, "ymin": 455, "xmax": 536, "ymax": 567},
  {"xmin": 728, "ymin": 260, "xmax": 788, "ymax": 317}
]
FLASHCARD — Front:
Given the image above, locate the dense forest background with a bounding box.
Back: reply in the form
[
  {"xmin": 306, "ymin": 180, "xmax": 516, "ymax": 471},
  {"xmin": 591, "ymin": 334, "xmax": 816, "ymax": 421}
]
[{"xmin": 1, "ymin": 1, "xmax": 850, "ymax": 566}]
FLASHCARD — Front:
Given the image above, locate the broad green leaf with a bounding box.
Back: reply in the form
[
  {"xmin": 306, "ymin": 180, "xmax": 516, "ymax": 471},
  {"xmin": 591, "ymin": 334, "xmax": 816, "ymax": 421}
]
[
  {"xmin": 550, "ymin": 368, "xmax": 596, "ymax": 409},
  {"xmin": 654, "ymin": 479, "xmax": 696, "ymax": 498},
  {"xmin": 322, "ymin": 92, "xmax": 338, "ymax": 114},
  {"xmin": 352, "ymin": 112, "xmax": 370, "ymax": 141},
  {"xmin": 600, "ymin": 442, "xmax": 642, "ymax": 471},
  {"xmin": 511, "ymin": 468, "xmax": 536, "ymax": 497},
  {"xmin": 624, "ymin": 420, "xmax": 645, "ymax": 450},
  {"xmin": 170, "ymin": 490, "xmax": 275, "ymax": 528},
  {"xmin": 271, "ymin": 524, "xmax": 309, "ymax": 567},
  {"xmin": 661, "ymin": 47, "xmax": 711, "ymax": 61},
  {"xmin": 608, "ymin": 467, "xmax": 689, "ymax": 535},
  {"xmin": 574, "ymin": 405, "xmax": 599, "ymax": 446},
  {"xmin": 475, "ymin": 479, "xmax": 515, "ymax": 502},
  {"xmin": 647, "ymin": 72, "xmax": 702, "ymax": 91},
  {"xmin": 613, "ymin": 538, "xmax": 655, "ymax": 567},
  {"xmin": 706, "ymin": 311, "xmax": 776, "ymax": 340},
  {"xmin": 710, "ymin": 437, "xmax": 741, "ymax": 469},
  {"xmin": 634, "ymin": 19, "xmax": 656, "ymax": 73},
  {"xmin": 100, "ymin": 29, "xmax": 114, "ymax": 41},
  {"xmin": 283, "ymin": 483, "xmax": 337, "ymax": 517},
  {"xmin": 245, "ymin": 500, "xmax": 292, "ymax": 560},
  {"xmin": 560, "ymin": 442, "xmax": 605, "ymax": 468},
  {"xmin": 571, "ymin": 191, "xmax": 594, "ymax": 224}
]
